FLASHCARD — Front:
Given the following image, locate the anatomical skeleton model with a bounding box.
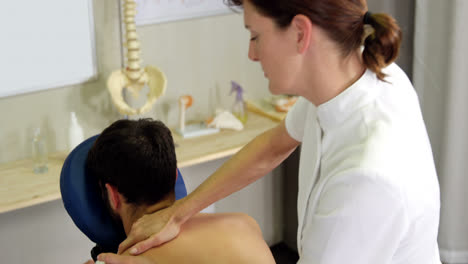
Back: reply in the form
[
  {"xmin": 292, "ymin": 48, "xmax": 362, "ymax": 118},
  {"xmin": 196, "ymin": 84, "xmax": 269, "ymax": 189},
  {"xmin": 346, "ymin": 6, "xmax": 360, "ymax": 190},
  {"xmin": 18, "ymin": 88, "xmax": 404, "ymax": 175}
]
[{"xmin": 107, "ymin": 0, "xmax": 166, "ymax": 116}]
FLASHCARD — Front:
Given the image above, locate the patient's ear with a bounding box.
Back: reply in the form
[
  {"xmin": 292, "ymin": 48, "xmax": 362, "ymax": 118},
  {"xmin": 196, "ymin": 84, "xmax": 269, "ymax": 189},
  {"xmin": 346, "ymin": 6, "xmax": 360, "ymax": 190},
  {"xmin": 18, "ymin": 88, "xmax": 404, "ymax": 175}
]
[{"xmin": 105, "ymin": 183, "xmax": 121, "ymax": 211}]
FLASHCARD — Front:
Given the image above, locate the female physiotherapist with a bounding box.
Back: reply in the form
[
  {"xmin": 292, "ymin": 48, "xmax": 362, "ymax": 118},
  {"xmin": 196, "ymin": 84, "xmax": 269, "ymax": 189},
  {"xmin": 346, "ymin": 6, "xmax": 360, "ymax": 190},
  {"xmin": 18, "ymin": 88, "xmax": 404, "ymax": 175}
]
[{"xmin": 99, "ymin": 0, "xmax": 441, "ymax": 263}]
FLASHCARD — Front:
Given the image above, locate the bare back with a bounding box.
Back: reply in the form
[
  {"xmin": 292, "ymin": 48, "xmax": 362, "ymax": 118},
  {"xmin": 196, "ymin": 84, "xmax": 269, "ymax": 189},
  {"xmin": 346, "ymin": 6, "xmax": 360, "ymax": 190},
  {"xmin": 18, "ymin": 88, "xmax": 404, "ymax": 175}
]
[{"xmin": 123, "ymin": 213, "xmax": 275, "ymax": 264}]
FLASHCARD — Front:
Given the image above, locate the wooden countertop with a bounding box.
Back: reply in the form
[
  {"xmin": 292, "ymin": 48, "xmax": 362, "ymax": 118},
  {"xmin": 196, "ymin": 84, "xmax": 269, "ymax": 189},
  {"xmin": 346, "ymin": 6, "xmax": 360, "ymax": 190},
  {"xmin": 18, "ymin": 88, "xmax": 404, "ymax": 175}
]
[{"xmin": 0, "ymin": 112, "xmax": 278, "ymax": 214}]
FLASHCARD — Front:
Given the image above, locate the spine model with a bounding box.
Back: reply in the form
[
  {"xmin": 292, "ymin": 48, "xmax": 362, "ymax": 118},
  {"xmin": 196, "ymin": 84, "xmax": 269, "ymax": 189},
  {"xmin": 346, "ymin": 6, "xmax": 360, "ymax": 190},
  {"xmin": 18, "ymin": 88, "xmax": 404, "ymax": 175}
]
[
  {"xmin": 107, "ymin": 0, "xmax": 167, "ymax": 116},
  {"xmin": 123, "ymin": 0, "xmax": 143, "ymax": 82}
]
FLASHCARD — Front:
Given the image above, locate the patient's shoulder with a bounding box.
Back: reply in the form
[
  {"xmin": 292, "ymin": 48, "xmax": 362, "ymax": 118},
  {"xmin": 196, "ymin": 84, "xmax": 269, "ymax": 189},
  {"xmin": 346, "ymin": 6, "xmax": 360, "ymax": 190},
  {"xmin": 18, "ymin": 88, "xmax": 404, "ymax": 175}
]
[
  {"xmin": 189, "ymin": 212, "xmax": 262, "ymax": 235},
  {"xmin": 140, "ymin": 212, "xmax": 275, "ymax": 263}
]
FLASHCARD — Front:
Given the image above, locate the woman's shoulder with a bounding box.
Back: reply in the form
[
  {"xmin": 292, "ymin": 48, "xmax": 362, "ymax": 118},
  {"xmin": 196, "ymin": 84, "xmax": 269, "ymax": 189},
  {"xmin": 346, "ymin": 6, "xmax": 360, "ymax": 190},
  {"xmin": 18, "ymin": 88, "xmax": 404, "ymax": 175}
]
[
  {"xmin": 381, "ymin": 63, "xmax": 412, "ymax": 86},
  {"xmin": 377, "ymin": 63, "xmax": 418, "ymax": 105}
]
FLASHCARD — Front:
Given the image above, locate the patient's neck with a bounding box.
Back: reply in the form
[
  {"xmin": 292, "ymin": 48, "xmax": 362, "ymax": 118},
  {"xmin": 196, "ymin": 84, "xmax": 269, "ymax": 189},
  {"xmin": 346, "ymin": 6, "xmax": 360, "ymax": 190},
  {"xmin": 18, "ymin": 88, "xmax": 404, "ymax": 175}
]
[{"xmin": 121, "ymin": 197, "xmax": 175, "ymax": 236}]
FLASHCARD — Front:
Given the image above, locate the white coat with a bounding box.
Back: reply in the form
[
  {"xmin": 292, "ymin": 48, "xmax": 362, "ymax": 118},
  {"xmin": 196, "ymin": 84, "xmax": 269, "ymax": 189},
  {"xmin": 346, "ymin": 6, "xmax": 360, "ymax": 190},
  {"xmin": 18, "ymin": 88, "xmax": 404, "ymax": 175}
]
[{"xmin": 285, "ymin": 64, "xmax": 441, "ymax": 264}]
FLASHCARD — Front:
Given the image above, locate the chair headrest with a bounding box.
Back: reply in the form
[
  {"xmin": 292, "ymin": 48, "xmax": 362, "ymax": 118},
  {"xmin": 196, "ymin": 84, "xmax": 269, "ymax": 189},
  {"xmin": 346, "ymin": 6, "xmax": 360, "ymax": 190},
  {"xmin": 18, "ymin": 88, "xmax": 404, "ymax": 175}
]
[{"xmin": 60, "ymin": 135, "xmax": 187, "ymax": 251}]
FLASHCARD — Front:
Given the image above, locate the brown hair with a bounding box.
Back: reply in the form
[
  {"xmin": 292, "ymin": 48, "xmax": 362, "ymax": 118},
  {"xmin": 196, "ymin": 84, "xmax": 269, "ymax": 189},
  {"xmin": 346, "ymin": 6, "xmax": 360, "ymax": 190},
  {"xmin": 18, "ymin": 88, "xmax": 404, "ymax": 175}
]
[{"xmin": 225, "ymin": 0, "xmax": 402, "ymax": 80}]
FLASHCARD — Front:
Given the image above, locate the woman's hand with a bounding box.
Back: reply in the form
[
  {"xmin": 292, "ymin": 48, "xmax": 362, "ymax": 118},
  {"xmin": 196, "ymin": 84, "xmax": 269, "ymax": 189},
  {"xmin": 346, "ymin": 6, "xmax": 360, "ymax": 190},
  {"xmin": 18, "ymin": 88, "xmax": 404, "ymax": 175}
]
[
  {"xmin": 97, "ymin": 253, "xmax": 155, "ymax": 264},
  {"xmin": 118, "ymin": 204, "xmax": 181, "ymax": 255}
]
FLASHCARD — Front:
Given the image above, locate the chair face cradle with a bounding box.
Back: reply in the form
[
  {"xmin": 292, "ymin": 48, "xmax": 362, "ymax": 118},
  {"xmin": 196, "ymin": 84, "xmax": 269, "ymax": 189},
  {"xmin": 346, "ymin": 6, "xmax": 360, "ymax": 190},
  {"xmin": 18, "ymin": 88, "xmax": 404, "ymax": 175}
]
[{"xmin": 60, "ymin": 135, "xmax": 188, "ymax": 255}]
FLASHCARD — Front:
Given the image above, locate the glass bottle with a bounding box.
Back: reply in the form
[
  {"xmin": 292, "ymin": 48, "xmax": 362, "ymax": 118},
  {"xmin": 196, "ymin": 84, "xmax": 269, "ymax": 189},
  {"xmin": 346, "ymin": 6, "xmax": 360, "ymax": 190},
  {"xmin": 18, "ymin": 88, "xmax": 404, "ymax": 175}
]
[{"xmin": 32, "ymin": 128, "xmax": 48, "ymax": 174}]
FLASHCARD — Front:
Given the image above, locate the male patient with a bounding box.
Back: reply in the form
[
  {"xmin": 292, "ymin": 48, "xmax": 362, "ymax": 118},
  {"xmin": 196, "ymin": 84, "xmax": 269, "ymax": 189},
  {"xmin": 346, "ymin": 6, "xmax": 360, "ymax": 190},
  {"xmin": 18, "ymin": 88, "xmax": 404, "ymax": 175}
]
[{"xmin": 86, "ymin": 118, "xmax": 275, "ymax": 263}]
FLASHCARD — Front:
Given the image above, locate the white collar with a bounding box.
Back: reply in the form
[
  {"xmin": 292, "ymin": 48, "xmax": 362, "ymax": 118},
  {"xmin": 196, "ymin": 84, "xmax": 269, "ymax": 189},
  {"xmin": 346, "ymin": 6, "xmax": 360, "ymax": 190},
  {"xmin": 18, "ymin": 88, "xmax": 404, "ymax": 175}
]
[{"xmin": 316, "ymin": 69, "xmax": 378, "ymax": 131}]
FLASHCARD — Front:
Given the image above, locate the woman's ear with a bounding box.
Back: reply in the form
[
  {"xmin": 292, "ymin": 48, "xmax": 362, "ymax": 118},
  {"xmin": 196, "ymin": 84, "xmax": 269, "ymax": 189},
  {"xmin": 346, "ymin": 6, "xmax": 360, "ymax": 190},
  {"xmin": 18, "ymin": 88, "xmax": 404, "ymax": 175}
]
[
  {"xmin": 291, "ymin": 14, "xmax": 313, "ymax": 54},
  {"xmin": 105, "ymin": 183, "xmax": 121, "ymax": 211}
]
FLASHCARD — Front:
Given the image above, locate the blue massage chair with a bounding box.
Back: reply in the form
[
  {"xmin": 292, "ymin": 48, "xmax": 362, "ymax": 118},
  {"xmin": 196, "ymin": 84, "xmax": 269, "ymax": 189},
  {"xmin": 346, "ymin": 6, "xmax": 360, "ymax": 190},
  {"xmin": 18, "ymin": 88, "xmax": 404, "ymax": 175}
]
[{"xmin": 60, "ymin": 135, "xmax": 187, "ymax": 261}]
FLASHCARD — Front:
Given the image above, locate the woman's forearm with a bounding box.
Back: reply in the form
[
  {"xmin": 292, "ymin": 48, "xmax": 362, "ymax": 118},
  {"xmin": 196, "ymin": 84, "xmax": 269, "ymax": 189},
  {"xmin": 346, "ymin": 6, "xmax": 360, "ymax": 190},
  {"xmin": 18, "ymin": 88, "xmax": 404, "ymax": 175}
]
[{"xmin": 173, "ymin": 121, "xmax": 299, "ymax": 225}]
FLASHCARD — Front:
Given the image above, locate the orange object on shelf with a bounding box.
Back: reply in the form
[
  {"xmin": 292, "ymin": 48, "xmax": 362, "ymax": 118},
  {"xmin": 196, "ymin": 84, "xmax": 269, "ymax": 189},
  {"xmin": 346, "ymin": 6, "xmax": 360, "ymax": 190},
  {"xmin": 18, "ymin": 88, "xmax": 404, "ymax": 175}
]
[
  {"xmin": 179, "ymin": 95, "xmax": 193, "ymax": 109},
  {"xmin": 274, "ymin": 96, "xmax": 298, "ymax": 112}
]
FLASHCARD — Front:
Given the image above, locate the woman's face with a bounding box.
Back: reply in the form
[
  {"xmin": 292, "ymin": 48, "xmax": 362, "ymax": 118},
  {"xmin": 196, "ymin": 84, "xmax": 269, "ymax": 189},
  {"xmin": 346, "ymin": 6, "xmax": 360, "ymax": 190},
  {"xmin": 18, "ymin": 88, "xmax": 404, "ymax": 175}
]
[{"xmin": 243, "ymin": 0, "xmax": 301, "ymax": 95}]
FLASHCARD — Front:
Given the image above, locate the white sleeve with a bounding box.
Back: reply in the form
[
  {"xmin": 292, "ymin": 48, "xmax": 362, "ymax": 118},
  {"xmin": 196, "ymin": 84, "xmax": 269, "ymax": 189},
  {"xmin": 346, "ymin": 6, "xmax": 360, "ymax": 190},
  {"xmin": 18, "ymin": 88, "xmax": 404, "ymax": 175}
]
[
  {"xmin": 285, "ymin": 97, "xmax": 309, "ymax": 142},
  {"xmin": 299, "ymin": 170, "xmax": 408, "ymax": 264}
]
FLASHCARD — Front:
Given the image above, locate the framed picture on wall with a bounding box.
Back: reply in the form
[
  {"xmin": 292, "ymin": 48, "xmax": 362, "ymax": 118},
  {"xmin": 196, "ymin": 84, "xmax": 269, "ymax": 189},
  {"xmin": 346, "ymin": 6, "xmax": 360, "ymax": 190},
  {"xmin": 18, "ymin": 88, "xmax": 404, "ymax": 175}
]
[{"xmin": 135, "ymin": 0, "xmax": 236, "ymax": 25}]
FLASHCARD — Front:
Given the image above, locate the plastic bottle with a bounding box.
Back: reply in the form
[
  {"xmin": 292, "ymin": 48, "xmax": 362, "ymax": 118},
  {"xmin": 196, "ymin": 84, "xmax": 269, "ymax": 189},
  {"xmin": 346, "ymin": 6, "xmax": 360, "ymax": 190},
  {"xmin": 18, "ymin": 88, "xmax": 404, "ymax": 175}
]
[
  {"xmin": 230, "ymin": 81, "xmax": 248, "ymax": 124},
  {"xmin": 69, "ymin": 112, "xmax": 84, "ymax": 151},
  {"xmin": 32, "ymin": 128, "xmax": 48, "ymax": 174}
]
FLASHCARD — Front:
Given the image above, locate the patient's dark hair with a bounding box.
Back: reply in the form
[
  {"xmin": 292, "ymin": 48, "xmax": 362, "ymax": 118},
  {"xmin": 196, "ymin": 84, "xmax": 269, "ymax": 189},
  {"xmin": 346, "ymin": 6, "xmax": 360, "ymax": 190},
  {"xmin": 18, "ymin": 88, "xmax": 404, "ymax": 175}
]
[{"xmin": 86, "ymin": 119, "xmax": 177, "ymax": 206}]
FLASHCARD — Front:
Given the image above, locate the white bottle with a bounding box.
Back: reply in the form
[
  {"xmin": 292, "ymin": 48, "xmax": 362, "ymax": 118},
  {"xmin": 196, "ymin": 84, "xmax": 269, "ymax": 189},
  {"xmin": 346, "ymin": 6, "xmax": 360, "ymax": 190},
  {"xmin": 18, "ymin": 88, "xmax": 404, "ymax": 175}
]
[
  {"xmin": 32, "ymin": 128, "xmax": 48, "ymax": 174},
  {"xmin": 69, "ymin": 112, "xmax": 84, "ymax": 151}
]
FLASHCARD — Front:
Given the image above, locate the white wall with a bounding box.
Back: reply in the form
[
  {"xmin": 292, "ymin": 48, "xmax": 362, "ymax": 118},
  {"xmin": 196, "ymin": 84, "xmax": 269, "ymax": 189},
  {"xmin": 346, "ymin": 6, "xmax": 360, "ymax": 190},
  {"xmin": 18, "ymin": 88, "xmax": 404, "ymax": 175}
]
[
  {"xmin": 0, "ymin": 200, "xmax": 95, "ymax": 263},
  {"xmin": 0, "ymin": 0, "xmax": 283, "ymax": 263},
  {"xmin": 0, "ymin": 1, "xmax": 271, "ymax": 164}
]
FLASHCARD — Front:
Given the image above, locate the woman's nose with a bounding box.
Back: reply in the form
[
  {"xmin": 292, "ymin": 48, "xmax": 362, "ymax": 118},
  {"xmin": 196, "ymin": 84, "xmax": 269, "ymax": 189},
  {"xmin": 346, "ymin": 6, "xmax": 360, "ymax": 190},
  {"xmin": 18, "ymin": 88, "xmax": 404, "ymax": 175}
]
[{"xmin": 248, "ymin": 43, "xmax": 259, "ymax": 61}]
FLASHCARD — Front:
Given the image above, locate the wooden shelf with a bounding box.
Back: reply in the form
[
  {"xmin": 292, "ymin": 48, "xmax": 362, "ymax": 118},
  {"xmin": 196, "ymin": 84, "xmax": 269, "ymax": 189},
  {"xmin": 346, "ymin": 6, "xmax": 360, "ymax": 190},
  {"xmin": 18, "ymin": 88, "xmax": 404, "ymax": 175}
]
[
  {"xmin": 0, "ymin": 112, "xmax": 278, "ymax": 214},
  {"xmin": 173, "ymin": 112, "xmax": 278, "ymax": 167},
  {"xmin": 0, "ymin": 152, "xmax": 67, "ymax": 214}
]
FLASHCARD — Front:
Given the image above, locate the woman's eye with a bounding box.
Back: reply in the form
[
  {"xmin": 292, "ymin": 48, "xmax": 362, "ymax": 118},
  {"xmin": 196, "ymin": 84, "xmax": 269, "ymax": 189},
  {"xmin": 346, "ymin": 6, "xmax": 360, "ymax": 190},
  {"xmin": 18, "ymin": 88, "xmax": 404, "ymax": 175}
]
[{"xmin": 250, "ymin": 36, "xmax": 258, "ymax": 41}]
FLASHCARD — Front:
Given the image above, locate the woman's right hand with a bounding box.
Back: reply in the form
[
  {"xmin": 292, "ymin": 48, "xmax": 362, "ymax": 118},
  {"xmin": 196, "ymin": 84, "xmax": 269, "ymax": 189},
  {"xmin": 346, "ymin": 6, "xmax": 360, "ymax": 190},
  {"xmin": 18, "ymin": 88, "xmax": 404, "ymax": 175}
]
[{"xmin": 117, "ymin": 203, "xmax": 182, "ymax": 255}]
